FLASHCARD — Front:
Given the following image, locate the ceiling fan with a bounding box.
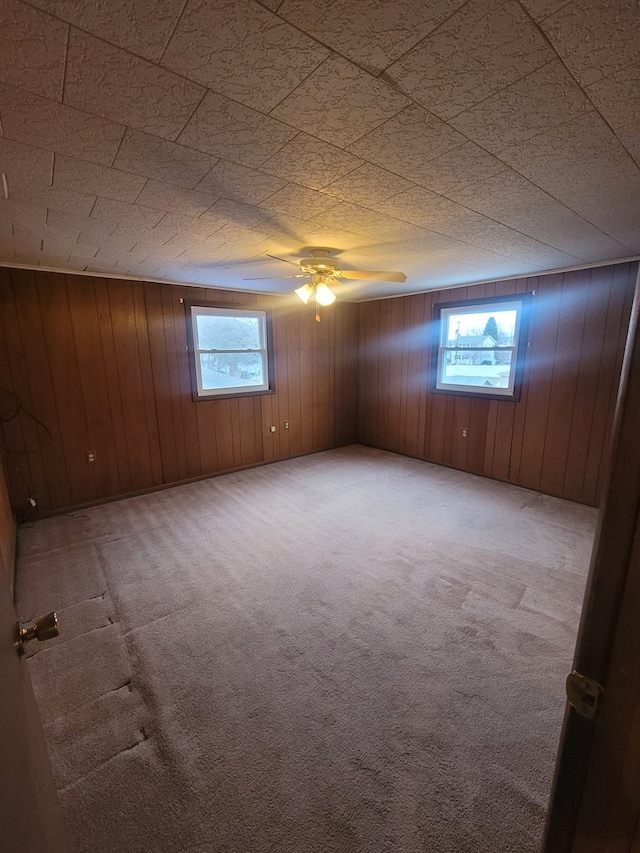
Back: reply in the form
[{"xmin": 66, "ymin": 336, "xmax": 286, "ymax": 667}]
[{"xmin": 243, "ymin": 248, "xmax": 407, "ymax": 308}]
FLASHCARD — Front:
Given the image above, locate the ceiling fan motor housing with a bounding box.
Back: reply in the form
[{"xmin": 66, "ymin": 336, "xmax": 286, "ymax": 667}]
[{"xmin": 299, "ymin": 258, "xmax": 338, "ymax": 276}]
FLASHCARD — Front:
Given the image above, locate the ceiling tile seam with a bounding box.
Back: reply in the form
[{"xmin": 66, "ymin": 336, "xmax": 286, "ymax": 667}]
[
  {"xmin": 376, "ymin": 0, "xmax": 474, "ymax": 77},
  {"xmin": 484, "ymin": 118, "xmax": 639, "ymax": 254},
  {"xmin": 262, "ymin": 53, "xmax": 336, "ymax": 116},
  {"xmin": 156, "ymin": 0, "xmax": 191, "ymax": 67},
  {"xmin": 108, "ymin": 126, "xmax": 130, "ymax": 170},
  {"xmin": 57, "ymin": 24, "xmax": 212, "ymax": 114},
  {"xmin": 513, "ymin": 0, "xmax": 640, "ymax": 175},
  {"xmin": 580, "ymin": 75, "xmax": 640, "ymax": 173},
  {"xmin": 57, "ymin": 18, "xmax": 70, "ymax": 106},
  {"xmin": 435, "ymin": 56, "xmax": 560, "ymax": 123},
  {"xmin": 440, "ymin": 191, "xmax": 619, "ymax": 258}
]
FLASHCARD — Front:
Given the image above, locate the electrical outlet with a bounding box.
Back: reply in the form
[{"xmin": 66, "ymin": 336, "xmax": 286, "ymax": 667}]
[
  {"xmin": 284, "ymin": 421, "xmax": 289, "ymax": 429},
  {"xmin": 86, "ymin": 451, "xmax": 96, "ymax": 463},
  {"xmin": 269, "ymin": 426, "xmax": 276, "ymax": 433},
  {"xmin": 461, "ymin": 428, "xmax": 468, "ymax": 438}
]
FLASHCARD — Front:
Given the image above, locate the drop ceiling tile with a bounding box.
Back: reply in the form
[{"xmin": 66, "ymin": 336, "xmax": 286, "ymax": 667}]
[
  {"xmin": 22, "ymin": 187, "xmax": 97, "ymax": 217},
  {"xmin": 260, "ymin": 184, "xmax": 340, "ymax": 219},
  {"xmin": 0, "ymin": 84, "xmax": 125, "ymax": 167},
  {"xmin": 586, "ymin": 61, "xmax": 640, "ymax": 161},
  {"xmin": 53, "ymin": 154, "xmax": 146, "ymax": 203},
  {"xmin": 519, "ymin": 0, "xmax": 571, "ymax": 20},
  {"xmin": 260, "ymin": 133, "xmax": 363, "ymax": 190},
  {"xmin": 194, "ymin": 160, "xmax": 286, "ymax": 205},
  {"xmin": 202, "ymin": 198, "xmax": 274, "ymax": 231},
  {"xmin": 113, "ymin": 129, "xmax": 218, "ymax": 190},
  {"xmin": 64, "ymin": 29, "xmax": 206, "ymax": 141},
  {"xmin": 498, "ymin": 111, "xmax": 640, "ymax": 248},
  {"xmin": 162, "ymin": 0, "xmax": 329, "ymax": 112},
  {"xmin": 134, "ymin": 180, "xmax": 219, "ymax": 217},
  {"xmin": 376, "ymin": 185, "xmax": 579, "ymax": 265},
  {"xmin": 90, "ymin": 197, "xmax": 167, "ymax": 231},
  {"xmin": 149, "ymin": 212, "xmax": 223, "ymax": 242},
  {"xmin": 0, "ymin": 137, "xmax": 53, "ymax": 194},
  {"xmin": 348, "ymin": 105, "xmax": 467, "ymax": 183},
  {"xmin": 449, "ymin": 169, "xmax": 630, "ymax": 260},
  {"xmin": 449, "ymin": 61, "xmax": 592, "ymax": 152},
  {"xmin": 322, "ymin": 163, "xmax": 416, "ymax": 208},
  {"xmin": 177, "ymin": 90, "xmax": 298, "ymax": 169},
  {"xmin": 278, "ymin": 0, "xmax": 467, "ymax": 73},
  {"xmin": 387, "ymin": 0, "xmax": 554, "ymax": 120},
  {"xmin": 0, "ymin": 199, "xmax": 48, "ymax": 231},
  {"xmin": 270, "ymin": 56, "xmax": 410, "ymax": 148},
  {"xmin": 45, "ymin": 207, "xmax": 117, "ymax": 243},
  {"xmin": 25, "ymin": 0, "xmax": 186, "ymax": 62},
  {"xmin": 541, "ymin": 0, "xmax": 640, "ymax": 87},
  {"xmin": 0, "ymin": 0, "xmax": 67, "ymax": 101},
  {"xmin": 410, "ymin": 142, "xmax": 509, "ymax": 195}
]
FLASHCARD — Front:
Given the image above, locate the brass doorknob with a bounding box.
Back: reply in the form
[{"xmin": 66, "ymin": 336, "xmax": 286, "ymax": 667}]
[{"xmin": 15, "ymin": 612, "xmax": 59, "ymax": 655}]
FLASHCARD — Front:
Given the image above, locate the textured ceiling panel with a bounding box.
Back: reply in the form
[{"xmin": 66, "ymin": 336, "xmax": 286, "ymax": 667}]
[
  {"xmin": 447, "ymin": 170, "xmax": 630, "ymax": 259},
  {"xmin": 348, "ymin": 106, "xmax": 467, "ymax": 182},
  {"xmin": 386, "ymin": 0, "xmax": 554, "ymax": 120},
  {"xmin": 0, "ymin": 0, "xmax": 67, "ymax": 101},
  {"xmin": 52, "ymin": 155, "xmax": 146, "ymax": 203},
  {"xmin": 498, "ymin": 112, "xmax": 640, "ymax": 250},
  {"xmin": 322, "ymin": 163, "xmax": 416, "ymax": 208},
  {"xmin": 1, "ymin": 0, "xmax": 639, "ymax": 298},
  {"xmin": 270, "ymin": 56, "xmax": 410, "ymax": 147},
  {"xmin": 24, "ymin": 0, "xmax": 186, "ymax": 62},
  {"xmin": 278, "ymin": 0, "xmax": 468, "ymax": 73},
  {"xmin": 162, "ymin": 0, "xmax": 330, "ymax": 112},
  {"xmin": 113, "ymin": 130, "xmax": 219, "ymax": 190},
  {"xmin": 448, "ymin": 61, "xmax": 592, "ymax": 152},
  {"xmin": 0, "ymin": 83, "xmax": 125, "ymax": 167},
  {"xmin": 540, "ymin": 0, "xmax": 640, "ymax": 87},
  {"xmin": 177, "ymin": 89, "xmax": 298, "ymax": 168},
  {"xmin": 259, "ymin": 134, "xmax": 364, "ymax": 190},
  {"xmin": 64, "ymin": 30, "xmax": 205, "ymax": 141}
]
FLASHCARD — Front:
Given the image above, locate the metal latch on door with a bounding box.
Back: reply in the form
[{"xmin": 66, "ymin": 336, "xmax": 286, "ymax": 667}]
[
  {"xmin": 15, "ymin": 612, "xmax": 59, "ymax": 655},
  {"xmin": 566, "ymin": 670, "xmax": 604, "ymax": 720}
]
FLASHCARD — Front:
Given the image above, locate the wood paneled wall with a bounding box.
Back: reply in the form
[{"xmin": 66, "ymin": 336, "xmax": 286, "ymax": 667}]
[
  {"xmin": 358, "ymin": 262, "xmax": 638, "ymax": 506},
  {"xmin": 0, "ymin": 268, "xmax": 358, "ymax": 515},
  {"xmin": 0, "ymin": 461, "xmax": 15, "ymax": 589}
]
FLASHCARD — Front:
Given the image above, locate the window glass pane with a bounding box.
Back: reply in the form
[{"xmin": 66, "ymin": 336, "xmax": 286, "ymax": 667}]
[
  {"xmin": 196, "ymin": 314, "xmax": 261, "ymax": 350},
  {"xmin": 444, "ymin": 309, "xmax": 518, "ymax": 347},
  {"xmin": 441, "ymin": 350, "xmax": 513, "ymax": 389},
  {"xmin": 199, "ymin": 352, "xmax": 264, "ymax": 390}
]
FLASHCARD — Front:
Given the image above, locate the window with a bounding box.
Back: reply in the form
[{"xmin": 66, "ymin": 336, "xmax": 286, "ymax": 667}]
[
  {"xmin": 186, "ymin": 304, "xmax": 273, "ymax": 400},
  {"xmin": 433, "ymin": 295, "xmax": 529, "ymax": 399}
]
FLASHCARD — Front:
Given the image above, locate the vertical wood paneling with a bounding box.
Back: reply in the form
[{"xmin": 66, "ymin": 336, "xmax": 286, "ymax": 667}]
[
  {"xmin": 0, "ymin": 460, "xmax": 15, "ymax": 589},
  {"xmin": 0, "ymin": 269, "xmax": 356, "ymax": 514},
  {"xmin": 358, "ymin": 262, "xmax": 637, "ymax": 506},
  {"xmin": 37, "ymin": 273, "xmax": 97, "ymax": 507},
  {"xmin": 66, "ymin": 276, "xmax": 122, "ymax": 500}
]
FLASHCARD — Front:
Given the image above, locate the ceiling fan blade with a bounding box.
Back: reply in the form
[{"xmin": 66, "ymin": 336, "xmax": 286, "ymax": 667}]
[
  {"xmin": 242, "ymin": 273, "xmax": 306, "ymax": 280},
  {"xmin": 266, "ymin": 253, "xmax": 301, "ymax": 269},
  {"xmin": 337, "ymin": 269, "xmax": 407, "ymax": 283}
]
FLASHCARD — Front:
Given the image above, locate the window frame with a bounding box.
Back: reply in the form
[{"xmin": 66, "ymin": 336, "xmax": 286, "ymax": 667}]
[
  {"xmin": 185, "ymin": 301, "xmax": 275, "ymax": 401},
  {"xmin": 431, "ymin": 293, "xmax": 531, "ymax": 401}
]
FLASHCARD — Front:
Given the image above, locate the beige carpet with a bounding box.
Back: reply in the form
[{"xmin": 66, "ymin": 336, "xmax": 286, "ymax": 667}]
[{"xmin": 16, "ymin": 445, "xmax": 596, "ymax": 853}]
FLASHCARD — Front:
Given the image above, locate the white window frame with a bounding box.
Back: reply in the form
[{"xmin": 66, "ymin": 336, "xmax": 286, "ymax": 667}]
[
  {"xmin": 435, "ymin": 297, "xmax": 527, "ymax": 399},
  {"xmin": 189, "ymin": 305, "xmax": 272, "ymax": 400}
]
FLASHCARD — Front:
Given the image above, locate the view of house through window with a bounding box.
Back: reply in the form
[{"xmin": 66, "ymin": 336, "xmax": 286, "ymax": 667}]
[
  {"xmin": 435, "ymin": 297, "xmax": 527, "ymax": 398},
  {"xmin": 188, "ymin": 305, "xmax": 271, "ymax": 399}
]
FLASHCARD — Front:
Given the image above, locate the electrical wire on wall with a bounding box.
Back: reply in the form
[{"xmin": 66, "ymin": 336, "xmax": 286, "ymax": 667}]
[{"xmin": 0, "ymin": 389, "xmax": 52, "ymax": 522}]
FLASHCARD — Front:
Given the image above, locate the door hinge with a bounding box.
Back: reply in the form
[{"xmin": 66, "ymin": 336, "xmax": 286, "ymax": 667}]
[{"xmin": 566, "ymin": 670, "xmax": 604, "ymax": 720}]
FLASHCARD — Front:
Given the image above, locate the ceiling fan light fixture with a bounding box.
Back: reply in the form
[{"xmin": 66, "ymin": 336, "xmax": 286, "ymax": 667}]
[
  {"xmin": 295, "ymin": 283, "xmax": 314, "ymax": 304},
  {"xmin": 315, "ymin": 282, "xmax": 336, "ymax": 306}
]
